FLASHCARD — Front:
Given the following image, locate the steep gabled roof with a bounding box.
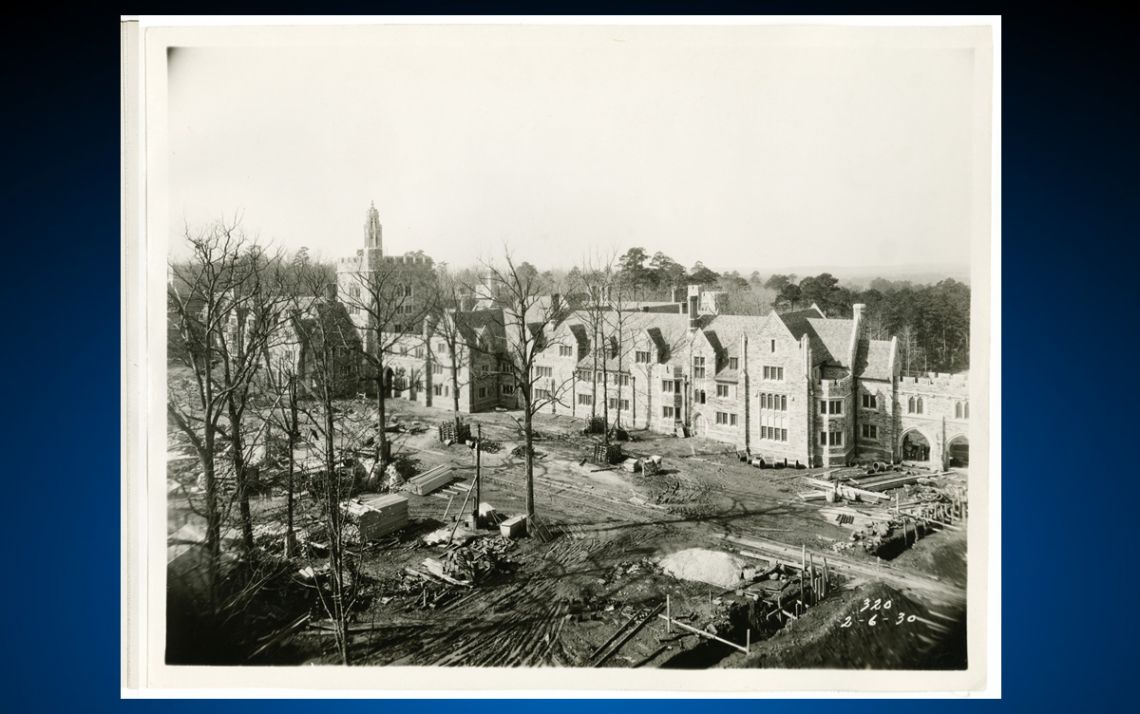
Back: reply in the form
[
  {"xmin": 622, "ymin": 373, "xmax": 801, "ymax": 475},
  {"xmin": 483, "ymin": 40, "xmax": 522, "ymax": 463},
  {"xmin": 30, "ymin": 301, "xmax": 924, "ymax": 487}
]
[
  {"xmin": 773, "ymin": 305, "xmax": 827, "ymax": 342},
  {"xmin": 855, "ymin": 338, "xmax": 895, "ymax": 381},
  {"xmin": 805, "ymin": 317, "xmax": 855, "ymax": 367}
]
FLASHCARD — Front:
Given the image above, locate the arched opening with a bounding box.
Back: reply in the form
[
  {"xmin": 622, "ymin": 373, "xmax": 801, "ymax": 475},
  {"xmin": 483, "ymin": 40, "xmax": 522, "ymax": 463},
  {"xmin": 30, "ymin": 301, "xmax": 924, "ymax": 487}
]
[
  {"xmin": 383, "ymin": 367, "xmax": 395, "ymax": 398},
  {"xmin": 948, "ymin": 435, "xmax": 969, "ymax": 467},
  {"xmin": 692, "ymin": 412, "xmax": 708, "ymax": 437},
  {"xmin": 901, "ymin": 429, "xmax": 931, "ymax": 462}
]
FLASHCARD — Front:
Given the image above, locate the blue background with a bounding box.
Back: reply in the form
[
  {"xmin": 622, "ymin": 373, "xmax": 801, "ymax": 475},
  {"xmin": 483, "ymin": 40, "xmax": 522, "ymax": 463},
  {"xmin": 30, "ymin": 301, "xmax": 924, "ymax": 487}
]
[{"xmin": 3, "ymin": 3, "xmax": 1136, "ymax": 711}]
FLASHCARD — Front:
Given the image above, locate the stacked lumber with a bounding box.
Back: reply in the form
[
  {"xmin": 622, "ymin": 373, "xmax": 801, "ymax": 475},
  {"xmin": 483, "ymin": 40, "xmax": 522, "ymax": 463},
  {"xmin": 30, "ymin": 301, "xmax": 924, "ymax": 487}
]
[
  {"xmin": 344, "ymin": 494, "xmax": 409, "ymax": 540},
  {"xmin": 405, "ymin": 465, "xmax": 453, "ymax": 496}
]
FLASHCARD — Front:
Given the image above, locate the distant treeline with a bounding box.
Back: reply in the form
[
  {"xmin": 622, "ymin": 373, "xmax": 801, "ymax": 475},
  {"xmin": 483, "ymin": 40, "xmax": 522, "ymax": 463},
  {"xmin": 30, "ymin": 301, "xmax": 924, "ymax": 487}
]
[{"xmin": 613, "ymin": 247, "xmax": 970, "ymax": 374}]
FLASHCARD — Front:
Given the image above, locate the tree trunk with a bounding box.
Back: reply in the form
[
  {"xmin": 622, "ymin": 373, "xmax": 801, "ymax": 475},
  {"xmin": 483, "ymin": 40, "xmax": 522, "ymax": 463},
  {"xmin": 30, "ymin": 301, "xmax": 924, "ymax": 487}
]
[
  {"xmin": 523, "ymin": 404, "xmax": 535, "ymax": 525},
  {"xmin": 451, "ymin": 353, "xmax": 462, "ymax": 432},
  {"xmin": 199, "ymin": 436, "xmax": 220, "ymax": 614},
  {"xmin": 591, "ymin": 323, "xmax": 598, "ymax": 420},
  {"xmin": 374, "ymin": 344, "xmax": 389, "ymax": 466},
  {"xmin": 228, "ymin": 397, "xmax": 255, "ymax": 552},
  {"xmin": 284, "ymin": 381, "xmax": 298, "ymax": 558},
  {"xmin": 322, "ymin": 378, "xmax": 351, "ymax": 665}
]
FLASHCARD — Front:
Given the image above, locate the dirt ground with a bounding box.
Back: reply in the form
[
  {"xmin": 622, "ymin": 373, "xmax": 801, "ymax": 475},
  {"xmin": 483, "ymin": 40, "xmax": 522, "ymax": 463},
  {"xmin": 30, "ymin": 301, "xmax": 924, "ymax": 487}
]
[{"xmin": 167, "ymin": 396, "xmax": 969, "ymax": 668}]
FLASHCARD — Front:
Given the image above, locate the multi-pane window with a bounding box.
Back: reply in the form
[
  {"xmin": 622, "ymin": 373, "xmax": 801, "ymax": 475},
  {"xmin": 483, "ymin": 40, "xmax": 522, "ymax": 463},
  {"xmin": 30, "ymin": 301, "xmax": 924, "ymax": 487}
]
[
  {"xmin": 760, "ymin": 393, "xmax": 787, "ymax": 411},
  {"xmin": 662, "ymin": 380, "xmax": 678, "ymax": 393},
  {"xmin": 532, "ymin": 365, "xmax": 553, "ymax": 378},
  {"xmin": 433, "ymin": 363, "xmax": 444, "ymax": 375},
  {"xmin": 415, "ymin": 346, "xmax": 424, "ymax": 358},
  {"xmin": 697, "ymin": 390, "xmax": 706, "ymax": 404},
  {"xmin": 770, "ymin": 339, "xmax": 776, "ymax": 353},
  {"xmin": 535, "ymin": 388, "xmax": 551, "ymax": 400},
  {"xmin": 860, "ymin": 424, "xmax": 879, "ymax": 440},
  {"xmin": 820, "ymin": 399, "xmax": 843, "ymax": 415},
  {"xmin": 955, "ymin": 401, "xmax": 969, "ymax": 419},
  {"xmin": 762, "ymin": 365, "xmax": 784, "ymax": 381},
  {"xmin": 760, "ymin": 426, "xmax": 787, "ymax": 442},
  {"xmin": 714, "ymin": 412, "xmax": 738, "ymax": 426},
  {"xmin": 819, "ymin": 431, "xmax": 844, "ymax": 447},
  {"xmin": 662, "ymin": 406, "xmax": 675, "ymax": 418},
  {"xmin": 578, "ymin": 393, "xmax": 593, "ymax": 405},
  {"xmin": 399, "ymin": 345, "xmax": 409, "ymax": 356},
  {"xmin": 478, "ymin": 387, "xmax": 487, "ymax": 398},
  {"xmin": 559, "ymin": 345, "xmax": 574, "ymax": 357},
  {"xmin": 693, "ymin": 356, "xmax": 706, "ymax": 379},
  {"xmin": 862, "ymin": 393, "xmax": 878, "ymax": 409},
  {"xmin": 433, "ymin": 384, "xmax": 443, "ymax": 396},
  {"xmin": 728, "ymin": 357, "xmax": 739, "ymax": 370},
  {"xmin": 635, "ymin": 350, "xmax": 651, "ymax": 363},
  {"xmin": 501, "ymin": 384, "xmax": 515, "ymax": 395},
  {"xmin": 716, "ymin": 384, "xmax": 730, "ymax": 398},
  {"xmin": 907, "ymin": 396, "xmax": 924, "ymax": 414},
  {"xmin": 609, "ymin": 398, "xmax": 630, "ymax": 410},
  {"xmin": 612, "ymin": 373, "xmax": 629, "ymax": 386}
]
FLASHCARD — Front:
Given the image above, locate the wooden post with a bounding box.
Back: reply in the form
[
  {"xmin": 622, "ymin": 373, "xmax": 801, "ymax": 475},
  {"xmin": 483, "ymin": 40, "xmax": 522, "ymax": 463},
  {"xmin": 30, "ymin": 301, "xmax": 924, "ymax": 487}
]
[
  {"xmin": 823, "ymin": 557, "xmax": 829, "ymax": 597},
  {"xmin": 666, "ymin": 594, "xmax": 671, "ymax": 633},
  {"xmin": 746, "ymin": 628, "xmax": 751, "ymax": 654}
]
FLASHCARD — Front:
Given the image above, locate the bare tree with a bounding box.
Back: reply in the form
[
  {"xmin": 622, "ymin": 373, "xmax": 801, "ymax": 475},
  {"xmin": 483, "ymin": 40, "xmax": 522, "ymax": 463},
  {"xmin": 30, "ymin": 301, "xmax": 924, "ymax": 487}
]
[
  {"xmin": 426, "ymin": 268, "xmax": 474, "ymax": 433},
  {"xmin": 167, "ymin": 219, "xmax": 285, "ymax": 602},
  {"xmin": 291, "ymin": 272, "xmax": 369, "ymax": 665},
  {"xmin": 571, "ymin": 261, "xmax": 611, "ymax": 435},
  {"xmin": 341, "ymin": 256, "xmax": 437, "ymax": 468},
  {"xmin": 480, "ymin": 251, "xmax": 569, "ymax": 526},
  {"xmin": 603, "ymin": 269, "xmax": 638, "ymax": 435}
]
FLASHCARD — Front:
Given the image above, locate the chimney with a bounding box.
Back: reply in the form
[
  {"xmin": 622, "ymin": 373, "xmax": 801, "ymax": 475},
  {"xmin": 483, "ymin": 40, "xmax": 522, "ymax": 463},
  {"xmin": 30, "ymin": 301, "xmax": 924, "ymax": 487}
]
[
  {"xmin": 550, "ymin": 293, "xmax": 562, "ymax": 317},
  {"xmin": 325, "ymin": 283, "xmax": 337, "ymax": 301},
  {"xmin": 847, "ymin": 303, "xmax": 865, "ymax": 371},
  {"xmin": 688, "ymin": 285, "xmax": 701, "ymax": 330}
]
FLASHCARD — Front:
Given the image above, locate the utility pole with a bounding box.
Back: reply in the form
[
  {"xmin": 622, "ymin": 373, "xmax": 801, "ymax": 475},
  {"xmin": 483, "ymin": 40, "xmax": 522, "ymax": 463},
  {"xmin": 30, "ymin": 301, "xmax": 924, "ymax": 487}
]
[{"xmin": 473, "ymin": 423, "xmax": 482, "ymax": 527}]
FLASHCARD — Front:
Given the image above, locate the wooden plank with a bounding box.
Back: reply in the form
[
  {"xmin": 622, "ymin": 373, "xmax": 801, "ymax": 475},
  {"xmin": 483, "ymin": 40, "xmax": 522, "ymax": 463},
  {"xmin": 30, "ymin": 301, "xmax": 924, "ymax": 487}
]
[
  {"xmin": 655, "ymin": 612, "xmax": 748, "ymax": 654},
  {"xmin": 801, "ymin": 477, "xmax": 888, "ymax": 502}
]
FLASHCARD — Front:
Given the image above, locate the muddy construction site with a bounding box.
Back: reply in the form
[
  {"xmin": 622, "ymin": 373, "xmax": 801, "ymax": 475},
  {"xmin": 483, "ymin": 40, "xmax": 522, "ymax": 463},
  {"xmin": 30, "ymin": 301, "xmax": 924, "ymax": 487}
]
[{"xmin": 166, "ymin": 398, "xmax": 969, "ymax": 669}]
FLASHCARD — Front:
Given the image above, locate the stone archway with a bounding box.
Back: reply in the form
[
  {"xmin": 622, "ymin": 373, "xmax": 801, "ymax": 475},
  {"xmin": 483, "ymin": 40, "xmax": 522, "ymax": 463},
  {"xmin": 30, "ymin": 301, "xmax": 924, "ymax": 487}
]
[
  {"xmin": 692, "ymin": 412, "xmax": 708, "ymax": 437},
  {"xmin": 948, "ymin": 434, "xmax": 969, "ymax": 467},
  {"xmin": 901, "ymin": 428, "xmax": 932, "ymax": 463}
]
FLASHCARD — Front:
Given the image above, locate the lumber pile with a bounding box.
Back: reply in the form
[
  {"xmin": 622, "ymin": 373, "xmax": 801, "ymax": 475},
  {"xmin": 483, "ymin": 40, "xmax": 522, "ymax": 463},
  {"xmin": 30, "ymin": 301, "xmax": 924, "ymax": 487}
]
[
  {"xmin": 342, "ymin": 494, "xmax": 409, "ymax": 540},
  {"xmin": 405, "ymin": 465, "xmax": 453, "ymax": 496},
  {"xmin": 437, "ymin": 420, "xmax": 471, "ymax": 444}
]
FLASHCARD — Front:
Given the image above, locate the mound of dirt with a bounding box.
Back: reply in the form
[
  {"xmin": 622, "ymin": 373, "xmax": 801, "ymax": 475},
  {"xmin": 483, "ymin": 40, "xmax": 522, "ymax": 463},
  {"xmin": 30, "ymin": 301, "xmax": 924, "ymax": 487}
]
[
  {"xmin": 658, "ymin": 548, "xmax": 747, "ymax": 589},
  {"xmin": 734, "ymin": 582, "xmax": 966, "ymax": 670}
]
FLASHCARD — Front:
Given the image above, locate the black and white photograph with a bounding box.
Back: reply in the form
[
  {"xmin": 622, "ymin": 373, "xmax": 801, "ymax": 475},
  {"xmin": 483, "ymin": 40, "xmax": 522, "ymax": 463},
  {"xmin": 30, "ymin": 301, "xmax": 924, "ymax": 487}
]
[{"xmin": 124, "ymin": 18, "xmax": 996, "ymax": 693}]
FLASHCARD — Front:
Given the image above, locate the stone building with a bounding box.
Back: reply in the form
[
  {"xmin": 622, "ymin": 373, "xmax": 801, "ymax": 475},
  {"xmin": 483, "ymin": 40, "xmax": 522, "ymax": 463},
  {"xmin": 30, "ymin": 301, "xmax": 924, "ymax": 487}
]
[
  {"xmin": 336, "ymin": 203, "xmax": 436, "ymax": 398},
  {"xmin": 330, "ymin": 203, "xmax": 970, "ymax": 468}
]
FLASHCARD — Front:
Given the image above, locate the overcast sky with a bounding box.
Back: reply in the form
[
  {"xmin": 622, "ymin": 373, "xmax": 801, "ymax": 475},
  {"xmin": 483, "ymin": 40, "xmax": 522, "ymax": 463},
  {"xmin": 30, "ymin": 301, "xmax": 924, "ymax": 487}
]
[{"xmin": 167, "ymin": 26, "xmax": 980, "ymax": 274}]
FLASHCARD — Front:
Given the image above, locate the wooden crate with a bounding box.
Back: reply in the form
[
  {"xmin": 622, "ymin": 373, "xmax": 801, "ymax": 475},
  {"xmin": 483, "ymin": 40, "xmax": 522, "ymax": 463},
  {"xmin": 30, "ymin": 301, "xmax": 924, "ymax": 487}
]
[{"xmin": 500, "ymin": 514, "xmax": 527, "ymax": 539}]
